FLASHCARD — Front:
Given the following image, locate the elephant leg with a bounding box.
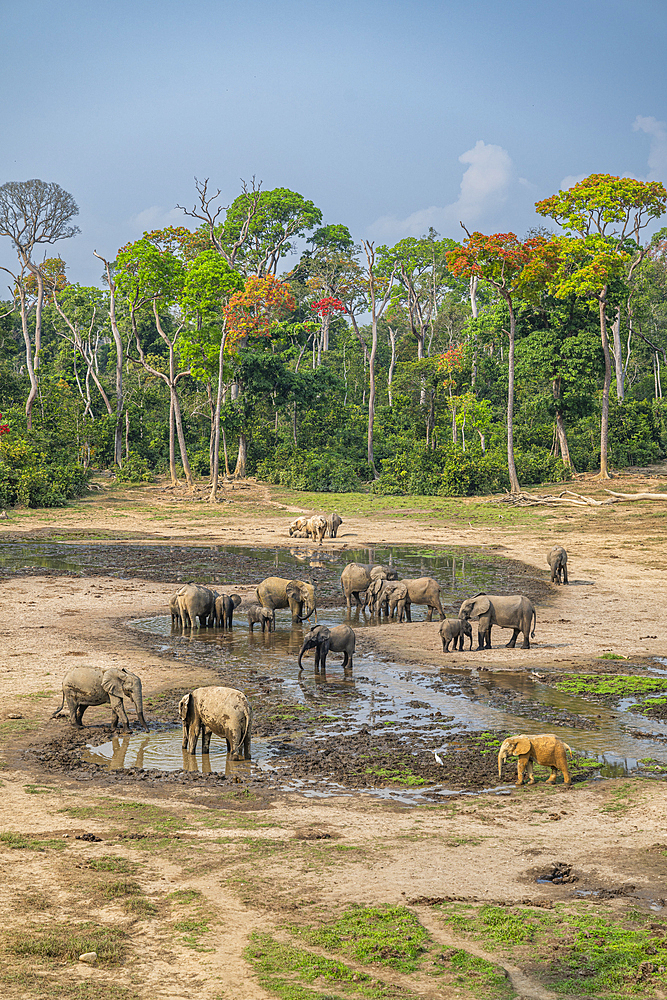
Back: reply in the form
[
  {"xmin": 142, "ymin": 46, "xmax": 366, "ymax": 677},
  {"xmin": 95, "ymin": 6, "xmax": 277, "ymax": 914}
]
[
  {"xmin": 562, "ymin": 565, "xmax": 569, "ymax": 585},
  {"xmin": 521, "ymin": 627, "xmax": 530, "ymax": 650},
  {"xmin": 457, "ymin": 634, "xmax": 464, "ymax": 650},
  {"xmin": 546, "ymin": 766, "xmax": 558, "ymax": 783},
  {"xmin": 110, "ymin": 695, "xmax": 131, "ymax": 731},
  {"xmin": 187, "ymin": 722, "xmax": 200, "ymax": 755},
  {"xmin": 525, "ymin": 759, "xmax": 535, "ymax": 784},
  {"xmin": 426, "ymin": 607, "xmax": 433, "ymax": 622},
  {"xmin": 506, "ymin": 628, "xmax": 519, "ymax": 648},
  {"xmin": 243, "ymin": 726, "xmax": 251, "ymax": 759},
  {"xmin": 74, "ymin": 703, "xmax": 87, "ymax": 726},
  {"xmin": 201, "ymin": 727, "xmax": 212, "ymax": 753},
  {"xmin": 516, "ymin": 756, "xmax": 527, "ymax": 786},
  {"xmin": 182, "ymin": 723, "xmax": 188, "ymax": 750},
  {"xmin": 313, "ymin": 647, "xmax": 321, "ymax": 673}
]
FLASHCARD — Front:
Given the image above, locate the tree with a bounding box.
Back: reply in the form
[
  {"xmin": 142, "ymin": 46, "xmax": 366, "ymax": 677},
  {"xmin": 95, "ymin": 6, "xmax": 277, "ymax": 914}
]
[
  {"xmin": 221, "ymin": 188, "xmax": 322, "ymax": 277},
  {"xmin": 0, "ymin": 180, "xmax": 79, "ymax": 428},
  {"xmin": 447, "ymin": 232, "xmax": 558, "ymax": 492},
  {"xmin": 536, "ymin": 173, "xmax": 667, "ymax": 477}
]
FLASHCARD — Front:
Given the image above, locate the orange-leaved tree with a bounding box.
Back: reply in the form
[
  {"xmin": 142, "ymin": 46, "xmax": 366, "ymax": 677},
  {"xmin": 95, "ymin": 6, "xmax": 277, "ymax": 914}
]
[{"xmin": 447, "ymin": 232, "xmax": 559, "ymax": 493}]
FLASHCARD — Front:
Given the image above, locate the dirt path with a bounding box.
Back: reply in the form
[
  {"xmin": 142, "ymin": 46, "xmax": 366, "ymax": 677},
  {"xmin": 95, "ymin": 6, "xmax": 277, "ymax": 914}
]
[{"xmin": 1, "ymin": 477, "xmax": 667, "ymax": 999}]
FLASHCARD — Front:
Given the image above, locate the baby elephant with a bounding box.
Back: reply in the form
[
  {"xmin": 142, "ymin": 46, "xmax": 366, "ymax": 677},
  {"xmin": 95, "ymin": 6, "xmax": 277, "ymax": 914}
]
[
  {"xmin": 246, "ymin": 603, "xmax": 274, "ymax": 632},
  {"xmin": 498, "ymin": 733, "xmax": 573, "ymax": 787},
  {"xmin": 440, "ymin": 618, "xmax": 473, "ymax": 652},
  {"xmin": 547, "ymin": 545, "xmax": 568, "ymax": 585}
]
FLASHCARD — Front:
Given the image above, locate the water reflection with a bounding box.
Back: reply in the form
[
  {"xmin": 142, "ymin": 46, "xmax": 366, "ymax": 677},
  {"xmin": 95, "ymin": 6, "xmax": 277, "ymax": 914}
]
[{"xmin": 83, "ymin": 728, "xmax": 274, "ymax": 775}]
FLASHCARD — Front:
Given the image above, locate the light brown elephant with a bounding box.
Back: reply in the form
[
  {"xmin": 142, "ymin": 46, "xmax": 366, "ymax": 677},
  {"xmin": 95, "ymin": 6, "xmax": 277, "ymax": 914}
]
[
  {"xmin": 256, "ymin": 576, "xmax": 317, "ymax": 624},
  {"xmin": 52, "ymin": 666, "xmax": 148, "ymax": 732},
  {"xmin": 179, "ymin": 686, "xmax": 252, "ymax": 759},
  {"xmin": 306, "ymin": 515, "xmax": 327, "ymax": 544},
  {"xmin": 175, "ymin": 583, "xmax": 218, "ymax": 628},
  {"xmin": 340, "ymin": 563, "xmax": 398, "ymax": 612},
  {"xmin": 498, "ymin": 733, "xmax": 573, "ymax": 786}
]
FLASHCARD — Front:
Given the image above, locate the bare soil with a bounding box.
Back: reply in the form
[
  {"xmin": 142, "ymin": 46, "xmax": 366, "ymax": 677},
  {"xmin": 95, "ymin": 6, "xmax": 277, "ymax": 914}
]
[{"xmin": 1, "ymin": 473, "xmax": 667, "ymax": 999}]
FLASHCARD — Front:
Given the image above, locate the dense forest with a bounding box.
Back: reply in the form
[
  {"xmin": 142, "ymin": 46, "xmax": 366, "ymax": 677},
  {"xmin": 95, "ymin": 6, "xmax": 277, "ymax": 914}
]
[{"xmin": 1, "ymin": 174, "xmax": 667, "ymax": 507}]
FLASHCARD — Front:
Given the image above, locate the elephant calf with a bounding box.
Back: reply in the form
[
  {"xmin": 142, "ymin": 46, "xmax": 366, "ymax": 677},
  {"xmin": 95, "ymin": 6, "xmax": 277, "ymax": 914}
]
[
  {"xmin": 246, "ymin": 603, "xmax": 274, "ymax": 632},
  {"xmin": 298, "ymin": 624, "xmax": 356, "ymax": 674},
  {"xmin": 440, "ymin": 619, "xmax": 473, "ymax": 651},
  {"xmin": 179, "ymin": 686, "xmax": 252, "ymax": 759},
  {"xmin": 498, "ymin": 733, "xmax": 572, "ymax": 786},
  {"xmin": 327, "ymin": 512, "xmax": 342, "ymax": 538},
  {"xmin": 548, "ymin": 545, "xmax": 569, "ymax": 585},
  {"xmin": 213, "ymin": 593, "xmax": 242, "ymax": 628},
  {"xmin": 52, "ymin": 666, "xmax": 148, "ymax": 732}
]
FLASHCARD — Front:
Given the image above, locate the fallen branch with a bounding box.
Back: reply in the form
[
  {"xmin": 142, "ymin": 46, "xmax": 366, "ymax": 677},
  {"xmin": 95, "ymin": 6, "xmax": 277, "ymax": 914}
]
[
  {"xmin": 492, "ymin": 490, "xmax": 616, "ymax": 508},
  {"xmin": 604, "ymin": 489, "xmax": 667, "ymax": 501}
]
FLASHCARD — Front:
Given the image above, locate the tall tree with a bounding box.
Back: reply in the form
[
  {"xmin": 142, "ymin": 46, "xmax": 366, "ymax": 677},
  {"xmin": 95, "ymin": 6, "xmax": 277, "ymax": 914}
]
[
  {"xmin": 536, "ymin": 173, "xmax": 667, "ymax": 477},
  {"xmin": 0, "ymin": 180, "xmax": 79, "ymax": 428},
  {"xmin": 93, "ymin": 251, "xmax": 126, "ymax": 467},
  {"xmin": 448, "ymin": 231, "xmax": 558, "ymax": 493}
]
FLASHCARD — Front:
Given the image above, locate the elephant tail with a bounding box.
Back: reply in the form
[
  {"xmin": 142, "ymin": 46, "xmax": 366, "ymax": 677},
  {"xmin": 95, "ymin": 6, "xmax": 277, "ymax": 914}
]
[
  {"xmin": 51, "ymin": 691, "xmax": 65, "ymax": 718},
  {"xmin": 531, "ymin": 607, "xmax": 537, "ymax": 639},
  {"xmin": 563, "ymin": 742, "xmax": 573, "ymax": 756}
]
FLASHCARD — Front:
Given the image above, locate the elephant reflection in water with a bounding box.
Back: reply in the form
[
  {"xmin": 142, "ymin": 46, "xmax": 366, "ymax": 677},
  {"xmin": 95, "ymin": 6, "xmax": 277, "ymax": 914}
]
[
  {"xmin": 109, "ymin": 735, "xmax": 150, "ymax": 770},
  {"xmin": 181, "ymin": 749, "xmax": 212, "ymax": 774}
]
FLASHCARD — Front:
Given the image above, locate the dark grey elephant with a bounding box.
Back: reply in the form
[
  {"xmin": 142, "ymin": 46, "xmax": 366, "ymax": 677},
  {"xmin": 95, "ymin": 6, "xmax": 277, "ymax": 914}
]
[
  {"xmin": 327, "ymin": 513, "xmax": 343, "ymax": 538},
  {"xmin": 256, "ymin": 576, "xmax": 316, "ymax": 625},
  {"xmin": 298, "ymin": 624, "xmax": 356, "ymax": 674},
  {"xmin": 548, "ymin": 545, "xmax": 569, "ymax": 585},
  {"xmin": 459, "ymin": 594, "xmax": 536, "ymax": 650},
  {"xmin": 440, "ymin": 619, "xmax": 473, "ymax": 651},
  {"xmin": 179, "ymin": 686, "xmax": 252, "ymax": 759},
  {"xmin": 340, "ymin": 563, "xmax": 398, "ymax": 612},
  {"xmin": 52, "ymin": 666, "xmax": 148, "ymax": 731},
  {"xmin": 246, "ymin": 603, "xmax": 274, "ymax": 633},
  {"xmin": 213, "ymin": 593, "xmax": 242, "ymax": 628}
]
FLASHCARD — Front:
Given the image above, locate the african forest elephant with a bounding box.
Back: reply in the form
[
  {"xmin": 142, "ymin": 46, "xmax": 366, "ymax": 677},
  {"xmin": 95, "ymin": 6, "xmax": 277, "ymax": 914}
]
[
  {"xmin": 213, "ymin": 593, "xmax": 242, "ymax": 628},
  {"xmin": 298, "ymin": 624, "xmax": 356, "ymax": 674},
  {"xmin": 498, "ymin": 733, "xmax": 572, "ymax": 786},
  {"xmin": 548, "ymin": 545, "xmax": 569, "ymax": 585},
  {"xmin": 371, "ymin": 579, "xmax": 411, "ymax": 621},
  {"xmin": 52, "ymin": 666, "xmax": 148, "ymax": 732},
  {"xmin": 179, "ymin": 686, "xmax": 252, "ymax": 759},
  {"xmin": 306, "ymin": 515, "xmax": 327, "ymax": 544},
  {"xmin": 459, "ymin": 594, "xmax": 536, "ymax": 649},
  {"xmin": 327, "ymin": 513, "xmax": 342, "ymax": 538},
  {"xmin": 440, "ymin": 619, "xmax": 473, "ymax": 651},
  {"xmin": 340, "ymin": 563, "xmax": 398, "ymax": 612},
  {"xmin": 256, "ymin": 577, "xmax": 317, "ymax": 625},
  {"xmin": 401, "ymin": 578, "xmax": 445, "ymax": 621},
  {"xmin": 246, "ymin": 603, "xmax": 274, "ymax": 633},
  {"xmin": 289, "ymin": 516, "xmax": 309, "ymax": 537},
  {"xmin": 175, "ymin": 583, "xmax": 217, "ymax": 628}
]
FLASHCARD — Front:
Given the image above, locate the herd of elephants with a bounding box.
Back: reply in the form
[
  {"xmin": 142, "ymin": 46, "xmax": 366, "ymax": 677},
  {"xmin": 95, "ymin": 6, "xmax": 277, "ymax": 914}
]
[{"xmin": 51, "ymin": 522, "xmax": 574, "ymax": 787}]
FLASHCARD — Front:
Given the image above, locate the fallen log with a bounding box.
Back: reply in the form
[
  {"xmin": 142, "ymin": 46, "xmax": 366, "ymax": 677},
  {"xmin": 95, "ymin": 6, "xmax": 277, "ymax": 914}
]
[{"xmin": 604, "ymin": 489, "xmax": 667, "ymax": 501}]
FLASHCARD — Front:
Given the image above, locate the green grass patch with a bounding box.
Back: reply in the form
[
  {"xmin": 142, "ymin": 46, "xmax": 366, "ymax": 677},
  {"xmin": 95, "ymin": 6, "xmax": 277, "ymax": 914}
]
[
  {"xmin": 289, "ymin": 905, "xmax": 430, "ymax": 972},
  {"xmin": 23, "ymin": 783, "xmax": 56, "ymax": 794},
  {"xmin": 173, "ymin": 915, "xmax": 213, "ymax": 950},
  {"xmin": 246, "ymin": 931, "xmax": 413, "ymax": 999},
  {"xmin": 553, "ymin": 674, "xmax": 667, "ymax": 699},
  {"xmin": 87, "ymin": 855, "xmax": 138, "ymax": 874},
  {"xmin": 168, "ymin": 888, "xmax": 204, "ymax": 905},
  {"xmin": 0, "ymin": 831, "xmax": 66, "ymax": 851},
  {"xmin": 99, "ymin": 879, "xmax": 157, "ymax": 917},
  {"xmin": 364, "ymin": 766, "xmax": 428, "ymax": 787},
  {"xmin": 5, "ymin": 921, "xmax": 127, "ymax": 964},
  {"xmin": 63, "ymin": 798, "xmax": 189, "ymax": 832},
  {"xmin": 438, "ymin": 950, "xmax": 515, "ymax": 998},
  {"xmin": 0, "ymin": 971, "xmax": 140, "ymax": 1000}
]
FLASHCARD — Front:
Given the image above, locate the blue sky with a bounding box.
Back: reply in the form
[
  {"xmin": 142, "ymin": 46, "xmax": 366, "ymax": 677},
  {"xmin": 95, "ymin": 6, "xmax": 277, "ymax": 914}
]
[{"xmin": 1, "ymin": 0, "xmax": 666, "ymax": 287}]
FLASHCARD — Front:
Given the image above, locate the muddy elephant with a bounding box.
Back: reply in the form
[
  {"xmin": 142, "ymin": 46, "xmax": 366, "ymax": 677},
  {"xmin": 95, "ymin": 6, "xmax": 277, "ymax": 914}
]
[
  {"xmin": 179, "ymin": 686, "xmax": 252, "ymax": 759},
  {"xmin": 327, "ymin": 513, "xmax": 342, "ymax": 538},
  {"xmin": 498, "ymin": 733, "xmax": 572, "ymax": 786},
  {"xmin": 298, "ymin": 624, "xmax": 356, "ymax": 674},
  {"xmin": 440, "ymin": 619, "xmax": 473, "ymax": 652},
  {"xmin": 213, "ymin": 593, "xmax": 242, "ymax": 628},
  {"xmin": 340, "ymin": 562, "xmax": 398, "ymax": 612},
  {"xmin": 548, "ymin": 545, "xmax": 569, "ymax": 585},
  {"xmin": 306, "ymin": 515, "xmax": 327, "ymax": 545},
  {"xmin": 371, "ymin": 579, "xmax": 411, "ymax": 621},
  {"xmin": 459, "ymin": 593, "xmax": 536, "ymax": 650},
  {"xmin": 246, "ymin": 603, "xmax": 274, "ymax": 633},
  {"xmin": 256, "ymin": 576, "xmax": 317, "ymax": 625},
  {"xmin": 170, "ymin": 591, "xmax": 184, "ymax": 626},
  {"xmin": 395, "ymin": 577, "xmax": 444, "ymax": 621},
  {"xmin": 52, "ymin": 666, "xmax": 148, "ymax": 732},
  {"xmin": 289, "ymin": 516, "xmax": 309, "ymax": 537},
  {"xmin": 175, "ymin": 583, "xmax": 218, "ymax": 628}
]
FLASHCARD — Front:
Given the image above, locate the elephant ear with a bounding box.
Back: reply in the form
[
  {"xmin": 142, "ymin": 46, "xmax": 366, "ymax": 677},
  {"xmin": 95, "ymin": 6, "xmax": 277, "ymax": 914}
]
[
  {"xmin": 230, "ymin": 594, "xmax": 242, "ymax": 608},
  {"xmin": 370, "ymin": 566, "xmax": 387, "ymax": 580},
  {"xmin": 102, "ymin": 669, "xmax": 125, "ymax": 698},
  {"xmin": 317, "ymin": 626, "xmax": 331, "ymax": 641},
  {"xmin": 472, "ymin": 596, "xmax": 491, "ymax": 616},
  {"xmin": 285, "ymin": 581, "xmax": 299, "ymax": 600},
  {"xmin": 514, "ymin": 738, "xmax": 531, "ymax": 755},
  {"xmin": 178, "ymin": 694, "xmax": 192, "ymax": 721}
]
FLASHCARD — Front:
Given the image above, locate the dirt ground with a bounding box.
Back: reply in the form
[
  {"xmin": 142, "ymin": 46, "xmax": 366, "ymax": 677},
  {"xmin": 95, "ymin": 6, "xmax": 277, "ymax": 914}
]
[{"xmin": 1, "ymin": 474, "xmax": 667, "ymax": 1000}]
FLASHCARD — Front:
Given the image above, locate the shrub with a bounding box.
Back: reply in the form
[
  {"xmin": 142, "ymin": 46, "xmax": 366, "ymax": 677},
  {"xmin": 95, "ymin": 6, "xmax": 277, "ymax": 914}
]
[
  {"xmin": 257, "ymin": 449, "xmax": 362, "ymax": 492},
  {"xmin": 0, "ymin": 438, "xmax": 89, "ymax": 508},
  {"xmin": 115, "ymin": 452, "xmax": 153, "ymax": 484}
]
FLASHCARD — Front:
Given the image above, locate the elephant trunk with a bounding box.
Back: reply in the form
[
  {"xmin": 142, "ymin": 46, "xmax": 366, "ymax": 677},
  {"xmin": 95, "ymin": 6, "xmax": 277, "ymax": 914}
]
[
  {"xmin": 133, "ymin": 690, "xmax": 149, "ymax": 731},
  {"xmin": 498, "ymin": 750, "xmax": 506, "ymax": 778},
  {"xmin": 297, "ymin": 641, "xmax": 311, "ymax": 670}
]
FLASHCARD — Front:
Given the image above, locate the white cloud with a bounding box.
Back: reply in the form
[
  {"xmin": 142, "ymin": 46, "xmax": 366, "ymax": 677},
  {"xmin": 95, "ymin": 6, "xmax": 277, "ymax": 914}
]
[
  {"xmin": 633, "ymin": 115, "xmax": 667, "ymax": 181},
  {"xmin": 128, "ymin": 205, "xmax": 186, "ymax": 235},
  {"xmin": 368, "ymin": 140, "xmax": 513, "ymax": 242},
  {"xmin": 559, "ymin": 173, "xmax": 586, "ymax": 191}
]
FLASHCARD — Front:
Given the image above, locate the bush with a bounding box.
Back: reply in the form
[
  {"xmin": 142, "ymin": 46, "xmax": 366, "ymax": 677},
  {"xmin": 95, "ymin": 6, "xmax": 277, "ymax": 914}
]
[
  {"xmin": 257, "ymin": 449, "xmax": 362, "ymax": 492},
  {"xmin": 0, "ymin": 438, "xmax": 90, "ymax": 508},
  {"xmin": 115, "ymin": 452, "xmax": 154, "ymax": 484}
]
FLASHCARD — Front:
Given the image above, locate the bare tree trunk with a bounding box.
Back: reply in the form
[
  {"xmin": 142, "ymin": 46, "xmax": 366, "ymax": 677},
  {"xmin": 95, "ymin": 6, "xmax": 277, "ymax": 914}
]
[
  {"xmin": 234, "ymin": 432, "xmax": 247, "ymax": 478},
  {"xmin": 387, "ymin": 327, "xmax": 397, "ymax": 407},
  {"xmin": 611, "ymin": 305, "xmax": 624, "ymax": 401},
  {"xmin": 16, "ymin": 280, "xmax": 39, "ymax": 430},
  {"xmin": 599, "ymin": 291, "xmax": 612, "ymax": 479},
  {"xmin": 125, "ymin": 409, "xmax": 130, "ymax": 460},
  {"xmin": 505, "ymin": 301, "xmax": 520, "ymax": 494},
  {"xmin": 552, "ymin": 377, "xmax": 575, "ymax": 470},
  {"xmin": 94, "ymin": 252, "xmax": 124, "ymax": 466},
  {"xmin": 470, "ymin": 275, "xmax": 479, "ymax": 388},
  {"xmin": 222, "ymin": 424, "xmax": 231, "ymax": 478},
  {"xmin": 209, "ymin": 326, "xmax": 228, "ymax": 502},
  {"xmin": 169, "ymin": 398, "xmax": 178, "ymax": 485}
]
